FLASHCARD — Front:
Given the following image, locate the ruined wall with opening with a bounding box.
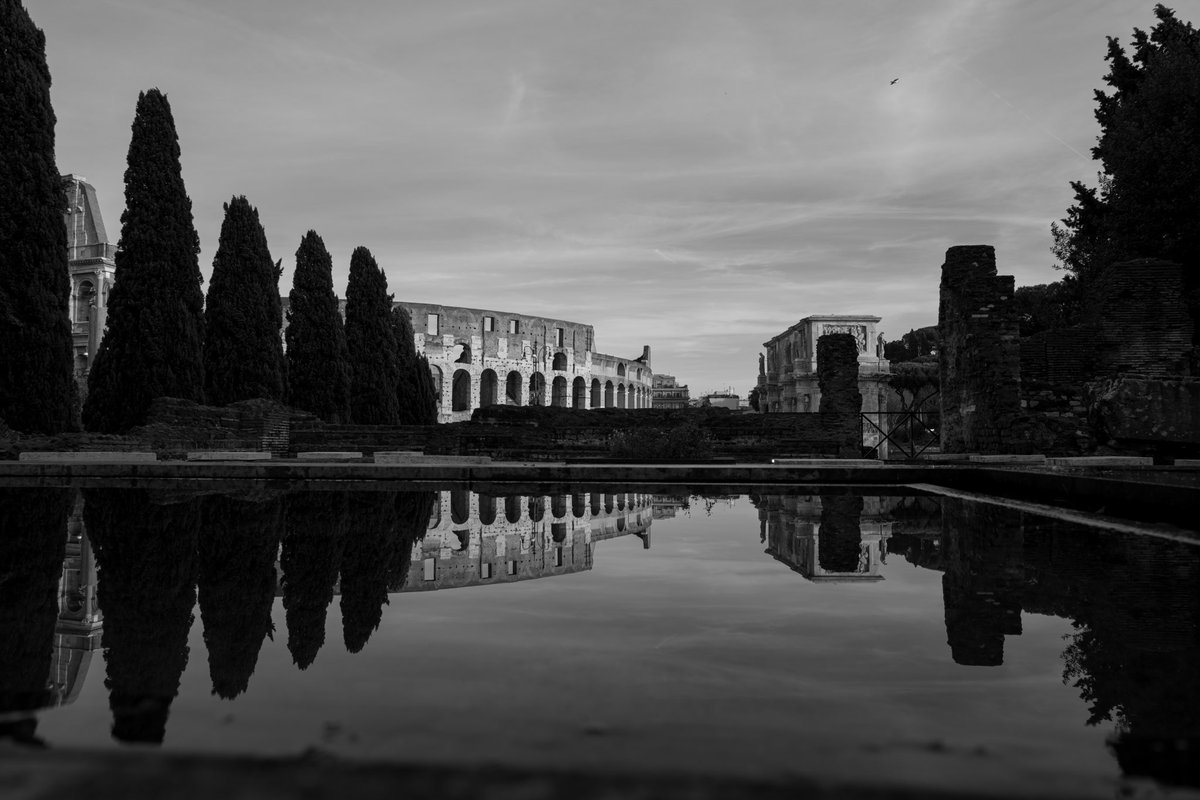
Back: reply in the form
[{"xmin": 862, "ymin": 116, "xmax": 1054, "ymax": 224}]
[{"xmin": 816, "ymin": 333, "xmax": 863, "ymax": 458}]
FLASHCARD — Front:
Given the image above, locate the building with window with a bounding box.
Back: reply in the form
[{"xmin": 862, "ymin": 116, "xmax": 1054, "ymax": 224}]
[
  {"xmin": 400, "ymin": 302, "xmax": 654, "ymax": 423},
  {"xmin": 757, "ymin": 314, "xmax": 891, "ymax": 453},
  {"xmin": 651, "ymin": 374, "xmax": 690, "ymax": 409},
  {"xmin": 63, "ymin": 175, "xmax": 116, "ymax": 383}
]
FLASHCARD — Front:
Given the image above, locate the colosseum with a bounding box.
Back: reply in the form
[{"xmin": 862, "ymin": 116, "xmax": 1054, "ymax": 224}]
[{"xmin": 398, "ymin": 301, "xmax": 654, "ymax": 423}]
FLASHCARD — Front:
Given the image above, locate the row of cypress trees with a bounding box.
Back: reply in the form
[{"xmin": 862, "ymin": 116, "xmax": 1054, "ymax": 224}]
[{"xmin": 1, "ymin": 1, "xmax": 437, "ymax": 434}]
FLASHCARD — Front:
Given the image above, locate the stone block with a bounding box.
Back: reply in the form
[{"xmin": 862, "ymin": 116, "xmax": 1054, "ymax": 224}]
[
  {"xmin": 967, "ymin": 454, "xmax": 1047, "ymax": 464},
  {"xmin": 374, "ymin": 451, "xmax": 493, "ymax": 465},
  {"xmin": 295, "ymin": 451, "xmax": 364, "ymax": 461},
  {"xmin": 771, "ymin": 458, "xmax": 884, "ymax": 467},
  {"xmin": 1173, "ymin": 459, "xmax": 1200, "ymax": 467},
  {"xmin": 18, "ymin": 451, "xmax": 157, "ymax": 463},
  {"xmin": 1046, "ymin": 456, "xmax": 1153, "ymax": 467},
  {"xmin": 186, "ymin": 451, "xmax": 272, "ymax": 461}
]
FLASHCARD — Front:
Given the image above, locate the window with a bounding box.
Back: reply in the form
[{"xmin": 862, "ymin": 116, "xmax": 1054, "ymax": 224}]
[
  {"xmin": 555, "ymin": 327, "xmax": 564, "ymax": 346},
  {"xmin": 426, "ymin": 313, "xmax": 439, "ymax": 335},
  {"xmin": 481, "ymin": 562, "xmax": 493, "ymax": 579},
  {"xmin": 508, "ymin": 319, "xmax": 519, "ymax": 334},
  {"xmin": 423, "ymin": 557, "xmax": 436, "ymax": 581},
  {"xmin": 483, "ymin": 315, "xmax": 495, "ymax": 332},
  {"xmin": 507, "ymin": 560, "xmax": 518, "ymax": 576}
]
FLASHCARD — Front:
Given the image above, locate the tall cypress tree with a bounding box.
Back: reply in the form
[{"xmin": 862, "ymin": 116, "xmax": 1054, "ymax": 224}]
[
  {"xmin": 0, "ymin": 0, "xmax": 76, "ymax": 433},
  {"xmin": 391, "ymin": 306, "xmax": 438, "ymax": 424},
  {"xmin": 345, "ymin": 246, "xmax": 400, "ymax": 424},
  {"xmin": 83, "ymin": 89, "xmax": 205, "ymax": 432},
  {"xmin": 286, "ymin": 231, "xmax": 350, "ymax": 423},
  {"xmin": 204, "ymin": 197, "xmax": 287, "ymax": 406}
]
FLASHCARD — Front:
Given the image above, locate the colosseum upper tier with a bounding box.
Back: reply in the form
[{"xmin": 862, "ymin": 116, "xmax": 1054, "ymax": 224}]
[{"xmin": 400, "ymin": 301, "xmax": 653, "ymax": 423}]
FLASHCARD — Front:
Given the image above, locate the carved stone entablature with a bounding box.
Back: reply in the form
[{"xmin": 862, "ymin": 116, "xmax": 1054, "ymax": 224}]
[{"xmin": 821, "ymin": 324, "xmax": 867, "ymax": 353}]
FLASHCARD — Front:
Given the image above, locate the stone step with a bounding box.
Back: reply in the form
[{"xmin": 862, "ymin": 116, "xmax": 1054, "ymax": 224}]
[
  {"xmin": 186, "ymin": 451, "xmax": 272, "ymax": 461},
  {"xmin": 771, "ymin": 458, "xmax": 884, "ymax": 467},
  {"xmin": 18, "ymin": 451, "xmax": 157, "ymax": 463}
]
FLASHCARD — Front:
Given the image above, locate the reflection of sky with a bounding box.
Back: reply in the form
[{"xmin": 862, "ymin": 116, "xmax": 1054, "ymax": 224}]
[{"xmin": 39, "ymin": 498, "xmax": 1116, "ymax": 796}]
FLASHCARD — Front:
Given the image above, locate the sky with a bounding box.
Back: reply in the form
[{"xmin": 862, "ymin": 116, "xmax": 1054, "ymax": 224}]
[{"xmin": 33, "ymin": 0, "xmax": 1185, "ymax": 396}]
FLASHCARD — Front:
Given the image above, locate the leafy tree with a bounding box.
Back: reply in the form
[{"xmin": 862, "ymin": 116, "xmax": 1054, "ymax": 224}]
[
  {"xmin": 197, "ymin": 493, "xmax": 285, "ymax": 699},
  {"xmin": 391, "ymin": 306, "xmax": 439, "ymax": 424},
  {"xmin": 84, "ymin": 490, "xmax": 199, "ymax": 744},
  {"xmin": 1052, "ymin": 5, "xmax": 1200, "ymax": 339},
  {"xmin": 345, "ymin": 247, "xmax": 400, "ymax": 424},
  {"xmin": 203, "ymin": 197, "xmax": 287, "ymax": 405},
  {"xmin": 883, "ymin": 326, "xmax": 939, "ymax": 363},
  {"xmin": 388, "ymin": 491, "xmax": 435, "ymax": 591},
  {"xmin": 747, "ymin": 386, "xmax": 761, "ymax": 412},
  {"xmin": 1013, "ymin": 282, "xmax": 1082, "ymax": 337},
  {"xmin": 83, "ymin": 89, "xmax": 205, "ymax": 432},
  {"xmin": 285, "ymin": 232, "xmax": 350, "ymax": 423},
  {"xmin": 0, "ymin": 1, "xmax": 76, "ymax": 433}
]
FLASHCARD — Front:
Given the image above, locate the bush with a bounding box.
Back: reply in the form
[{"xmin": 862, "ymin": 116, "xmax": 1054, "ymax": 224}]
[{"xmin": 608, "ymin": 421, "xmax": 714, "ymax": 461}]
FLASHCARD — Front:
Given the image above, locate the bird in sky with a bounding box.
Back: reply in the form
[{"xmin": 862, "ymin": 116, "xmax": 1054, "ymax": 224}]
[{"xmin": 890, "ymin": 77, "xmax": 900, "ymax": 85}]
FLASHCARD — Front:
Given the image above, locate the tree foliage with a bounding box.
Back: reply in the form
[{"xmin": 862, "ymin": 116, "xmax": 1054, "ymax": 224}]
[
  {"xmin": 83, "ymin": 89, "xmax": 205, "ymax": 432},
  {"xmin": 392, "ymin": 306, "xmax": 439, "ymax": 424},
  {"xmin": 0, "ymin": 1, "xmax": 76, "ymax": 433},
  {"xmin": 340, "ymin": 493, "xmax": 397, "ymax": 653},
  {"xmin": 203, "ymin": 197, "xmax": 287, "ymax": 406},
  {"xmin": 1012, "ymin": 282, "xmax": 1082, "ymax": 337},
  {"xmin": 285, "ymin": 231, "xmax": 350, "ymax": 423},
  {"xmin": 883, "ymin": 326, "xmax": 939, "ymax": 364},
  {"xmin": 345, "ymin": 247, "xmax": 400, "ymax": 424},
  {"xmin": 1052, "ymin": 5, "xmax": 1200, "ymax": 319}
]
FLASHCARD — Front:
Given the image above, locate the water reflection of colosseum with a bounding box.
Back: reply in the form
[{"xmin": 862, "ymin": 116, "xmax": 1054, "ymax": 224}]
[
  {"xmin": 407, "ymin": 490, "xmax": 653, "ymax": 591},
  {"xmin": 750, "ymin": 494, "xmax": 894, "ymax": 582}
]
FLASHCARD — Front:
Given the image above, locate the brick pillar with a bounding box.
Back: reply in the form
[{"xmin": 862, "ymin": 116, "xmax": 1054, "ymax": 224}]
[
  {"xmin": 938, "ymin": 245, "xmax": 1021, "ymax": 454},
  {"xmin": 817, "ymin": 333, "xmax": 862, "ymax": 457}
]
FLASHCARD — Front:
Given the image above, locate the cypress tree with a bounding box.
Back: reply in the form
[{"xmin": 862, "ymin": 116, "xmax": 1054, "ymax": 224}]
[
  {"xmin": 285, "ymin": 231, "xmax": 350, "ymax": 423},
  {"xmin": 0, "ymin": 1, "xmax": 76, "ymax": 433},
  {"xmin": 340, "ymin": 492, "xmax": 397, "ymax": 653},
  {"xmin": 83, "ymin": 89, "xmax": 205, "ymax": 432},
  {"xmin": 345, "ymin": 246, "xmax": 400, "ymax": 424},
  {"xmin": 281, "ymin": 491, "xmax": 347, "ymax": 670},
  {"xmin": 203, "ymin": 197, "xmax": 287, "ymax": 405},
  {"xmin": 391, "ymin": 306, "xmax": 439, "ymax": 424}
]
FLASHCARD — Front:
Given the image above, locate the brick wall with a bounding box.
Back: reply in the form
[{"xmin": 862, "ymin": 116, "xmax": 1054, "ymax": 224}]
[{"xmin": 938, "ymin": 245, "xmax": 1023, "ymax": 454}]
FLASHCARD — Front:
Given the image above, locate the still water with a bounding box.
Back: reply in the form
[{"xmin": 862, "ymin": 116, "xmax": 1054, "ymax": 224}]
[{"xmin": 1, "ymin": 486, "xmax": 1197, "ymax": 797}]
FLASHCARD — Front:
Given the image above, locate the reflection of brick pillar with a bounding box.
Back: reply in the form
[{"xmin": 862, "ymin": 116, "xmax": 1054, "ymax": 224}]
[
  {"xmin": 938, "ymin": 245, "xmax": 1021, "ymax": 454},
  {"xmin": 818, "ymin": 494, "xmax": 863, "ymax": 573},
  {"xmin": 817, "ymin": 333, "xmax": 862, "ymax": 457},
  {"xmin": 940, "ymin": 498, "xmax": 1023, "ymax": 666}
]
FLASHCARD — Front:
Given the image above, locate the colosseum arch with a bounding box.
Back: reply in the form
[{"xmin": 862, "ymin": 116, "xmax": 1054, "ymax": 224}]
[
  {"xmin": 430, "ymin": 365, "xmax": 444, "ymax": 411},
  {"xmin": 572, "ymin": 493, "xmax": 586, "ymax": 518},
  {"xmin": 504, "ymin": 495, "xmax": 522, "ymax": 523},
  {"xmin": 590, "ymin": 378, "xmax": 601, "ymax": 408},
  {"xmin": 617, "ymin": 383, "xmax": 626, "ymax": 408},
  {"xmin": 479, "ymin": 369, "xmax": 499, "ymax": 407},
  {"xmin": 604, "ymin": 380, "xmax": 614, "ymax": 408},
  {"xmin": 552, "ymin": 351, "xmax": 567, "ymax": 371},
  {"xmin": 452, "ymin": 369, "xmax": 471, "ymax": 411},
  {"xmin": 551, "ymin": 494, "xmax": 567, "ymax": 519},
  {"xmin": 551, "ymin": 376, "xmax": 568, "ymax": 407},
  {"xmin": 617, "ymin": 364, "xmax": 626, "ymax": 377},
  {"xmin": 451, "ymin": 488, "xmax": 470, "ymax": 525},
  {"xmin": 528, "ymin": 495, "xmax": 545, "ymax": 522},
  {"xmin": 528, "ymin": 372, "xmax": 546, "ymax": 406},
  {"xmin": 590, "ymin": 494, "xmax": 601, "ymax": 516},
  {"xmin": 505, "ymin": 371, "xmax": 522, "ymax": 405},
  {"xmin": 572, "ymin": 377, "xmax": 587, "ymax": 409},
  {"xmin": 478, "ymin": 495, "xmax": 497, "ymax": 526}
]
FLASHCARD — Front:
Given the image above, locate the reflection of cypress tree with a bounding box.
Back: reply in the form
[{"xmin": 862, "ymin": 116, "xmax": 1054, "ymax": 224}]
[
  {"xmin": 387, "ymin": 491, "xmax": 436, "ymax": 591},
  {"xmin": 0, "ymin": 489, "xmax": 70, "ymax": 714},
  {"xmin": 83, "ymin": 490, "xmax": 199, "ymax": 744},
  {"xmin": 340, "ymin": 493, "xmax": 397, "ymax": 653},
  {"xmin": 817, "ymin": 494, "xmax": 863, "ymax": 573},
  {"xmin": 197, "ymin": 494, "xmax": 285, "ymax": 698},
  {"xmin": 281, "ymin": 492, "xmax": 347, "ymax": 669}
]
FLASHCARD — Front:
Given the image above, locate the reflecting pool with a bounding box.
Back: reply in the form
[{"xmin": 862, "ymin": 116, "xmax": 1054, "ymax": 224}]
[{"xmin": 1, "ymin": 486, "xmax": 1197, "ymax": 797}]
